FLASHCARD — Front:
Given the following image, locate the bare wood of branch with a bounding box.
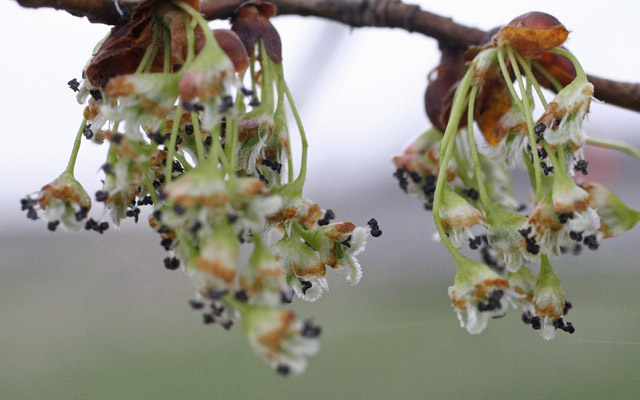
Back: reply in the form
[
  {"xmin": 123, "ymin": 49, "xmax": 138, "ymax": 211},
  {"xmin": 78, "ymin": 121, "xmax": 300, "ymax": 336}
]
[{"xmin": 14, "ymin": 0, "xmax": 640, "ymax": 113}]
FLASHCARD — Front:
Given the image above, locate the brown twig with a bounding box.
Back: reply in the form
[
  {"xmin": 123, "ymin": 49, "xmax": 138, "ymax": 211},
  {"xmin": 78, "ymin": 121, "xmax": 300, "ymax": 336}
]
[{"xmin": 15, "ymin": 0, "xmax": 640, "ymax": 113}]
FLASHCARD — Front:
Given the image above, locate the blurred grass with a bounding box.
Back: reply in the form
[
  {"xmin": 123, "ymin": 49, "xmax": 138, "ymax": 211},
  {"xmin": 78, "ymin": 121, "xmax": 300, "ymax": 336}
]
[{"xmin": 2, "ymin": 229, "xmax": 640, "ymax": 399}]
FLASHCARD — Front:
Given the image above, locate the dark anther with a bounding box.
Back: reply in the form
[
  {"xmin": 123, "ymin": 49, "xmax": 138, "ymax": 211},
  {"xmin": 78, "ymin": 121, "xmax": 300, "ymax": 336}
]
[
  {"xmin": 182, "ymin": 101, "xmax": 204, "ymax": 112},
  {"xmin": 517, "ymin": 204, "xmax": 527, "ymax": 212},
  {"xmin": 137, "ymin": 195, "xmax": 153, "ymax": 206},
  {"xmin": 534, "ymin": 123, "xmax": 546, "ymax": 137},
  {"xmin": 583, "ymin": 234, "xmax": 599, "ymax": 250},
  {"xmin": 564, "ymin": 322, "xmax": 575, "ymax": 334},
  {"xmin": 111, "ymin": 133, "xmax": 123, "ymax": 144},
  {"xmin": 301, "ymin": 320, "xmax": 322, "ymax": 338},
  {"xmin": 469, "ymin": 236, "xmax": 483, "ymax": 250},
  {"xmin": 98, "ymin": 221, "xmax": 109, "ymax": 232},
  {"xmin": 125, "ymin": 207, "xmax": 140, "ymax": 223},
  {"xmin": 160, "ymin": 238, "xmax": 173, "ymax": 251},
  {"xmin": 101, "ymin": 163, "xmax": 113, "ymax": 175},
  {"xmin": 519, "ymin": 227, "xmax": 532, "ymax": 238},
  {"xmin": 190, "ymin": 221, "xmax": 202, "ymax": 234},
  {"xmin": 537, "ymin": 147, "xmax": 548, "ymax": 160},
  {"xmin": 249, "ymin": 96, "xmax": 261, "ymax": 107},
  {"xmin": 234, "ymin": 290, "xmax": 249, "ymax": 302},
  {"xmin": 95, "ymin": 190, "xmax": 109, "ymax": 202},
  {"xmin": 574, "ymin": 159, "xmax": 589, "ymax": 176},
  {"xmin": 301, "ymin": 280, "xmax": 312, "ymax": 295},
  {"xmin": 163, "ymin": 257, "xmax": 180, "ymax": 270},
  {"xmin": 147, "ymin": 131, "xmax": 166, "ymax": 145},
  {"xmin": 203, "ymin": 314, "xmax": 215, "ymax": 325},
  {"xmin": 26, "ymin": 207, "xmax": 38, "ymax": 220},
  {"xmin": 553, "ymin": 317, "xmax": 566, "ymax": 330},
  {"xmin": 408, "ymin": 170, "xmax": 422, "ymax": 183},
  {"xmin": 157, "ymin": 225, "xmax": 171, "ymax": 234},
  {"xmin": 557, "ymin": 212, "xmax": 572, "ymax": 224},
  {"xmin": 569, "ymin": 230, "xmax": 583, "ymax": 242},
  {"xmin": 281, "ymin": 289, "xmax": 294, "ymax": 304},
  {"xmin": 221, "ymin": 321, "xmax": 233, "ymax": 330},
  {"xmin": 172, "ymin": 160, "xmax": 184, "ymax": 174},
  {"xmin": 554, "ymin": 118, "xmax": 562, "ymax": 128},
  {"xmin": 185, "ymin": 124, "xmax": 194, "ymax": 135},
  {"xmin": 174, "ymin": 204, "xmax": 186, "ymax": 216},
  {"xmin": 531, "ymin": 316, "xmax": 541, "ymax": 330},
  {"xmin": 563, "ymin": 301, "xmax": 572, "ymax": 315},
  {"xmin": 276, "ymin": 365, "xmax": 290, "ymax": 376},
  {"xmin": 526, "ymin": 237, "xmax": 540, "ymax": 255},
  {"xmin": 89, "ymin": 89, "xmax": 102, "ymax": 101},
  {"xmin": 227, "ymin": 214, "xmax": 238, "ymax": 224},
  {"xmin": 218, "ymin": 95, "xmax": 234, "ymax": 113},
  {"xmin": 67, "ymin": 78, "xmax": 80, "ymax": 92},
  {"xmin": 74, "ymin": 207, "xmax": 89, "ymax": 222},
  {"xmin": 204, "ymin": 136, "xmax": 212, "ymax": 146},
  {"xmin": 393, "ymin": 168, "xmax": 409, "ymax": 193},
  {"xmin": 47, "ymin": 220, "xmax": 60, "ymax": 231},
  {"xmin": 240, "ymin": 87, "xmax": 253, "ymax": 97},
  {"xmin": 341, "ymin": 235, "xmax": 352, "ymax": 248},
  {"xmin": 210, "ymin": 304, "xmax": 224, "ymax": 317},
  {"xmin": 82, "ymin": 124, "xmax": 93, "ymax": 140},
  {"xmin": 84, "ymin": 218, "xmax": 97, "ymax": 230},
  {"xmin": 522, "ymin": 311, "xmax": 533, "ymax": 324},
  {"xmin": 189, "ymin": 300, "xmax": 204, "ymax": 310},
  {"xmin": 258, "ymin": 171, "xmax": 269, "ymax": 184},
  {"xmin": 465, "ymin": 188, "xmax": 480, "ymax": 201},
  {"xmin": 371, "ymin": 229, "xmax": 383, "ymax": 238},
  {"xmin": 207, "ymin": 289, "xmax": 228, "ymax": 300}
]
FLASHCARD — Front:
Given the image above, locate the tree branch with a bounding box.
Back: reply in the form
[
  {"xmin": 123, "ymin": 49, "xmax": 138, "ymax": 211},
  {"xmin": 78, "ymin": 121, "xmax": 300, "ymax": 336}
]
[{"xmin": 15, "ymin": 0, "xmax": 640, "ymax": 113}]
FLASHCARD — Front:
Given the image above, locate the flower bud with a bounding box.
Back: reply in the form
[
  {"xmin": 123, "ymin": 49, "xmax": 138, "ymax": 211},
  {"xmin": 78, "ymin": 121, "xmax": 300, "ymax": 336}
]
[
  {"xmin": 533, "ymin": 257, "xmax": 565, "ymax": 340},
  {"xmin": 494, "ymin": 12, "xmax": 569, "ymax": 59},
  {"xmin": 438, "ymin": 187, "xmax": 485, "ymax": 248},
  {"xmin": 448, "ymin": 255, "xmax": 513, "ymax": 334},
  {"xmin": 582, "ymin": 182, "xmax": 640, "ymax": 238},
  {"xmin": 241, "ymin": 306, "xmax": 319, "ymax": 374}
]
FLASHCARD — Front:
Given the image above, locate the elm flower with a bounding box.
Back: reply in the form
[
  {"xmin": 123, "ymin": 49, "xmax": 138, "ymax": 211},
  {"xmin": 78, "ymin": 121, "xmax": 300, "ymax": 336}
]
[
  {"xmin": 533, "ymin": 256, "xmax": 569, "ymax": 340},
  {"xmin": 21, "ymin": 171, "xmax": 91, "ymax": 231},
  {"xmin": 188, "ymin": 222, "xmax": 240, "ymax": 293},
  {"xmin": 508, "ymin": 265, "xmax": 536, "ymax": 314},
  {"xmin": 581, "ymin": 182, "xmax": 640, "ymax": 238},
  {"xmin": 296, "ymin": 221, "xmax": 369, "ymax": 285},
  {"xmin": 236, "ymin": 114, "xmax": 276, "ymax": 175},
  {"xmin": 552, "ymin": 168, "xmax": 589, "ymax": 214},
  {"xmin": 227, "ymin": 177, "xmax": 283, "ymax": 234},
  {"xmin": 240, "ymin": 306, "xmax": 320, "ymax": 375},
  {"xmin": 448, "ymin": 255, "xmax": 515, "ymax": 334},
  {"xmin": 239, "ymin": 235, "xmax": 289, "ymax": 307},
  {"xmin": 179, "ymin": 28, "xmax": 238, "ymax": 130},
  {"xmin": 437, "ymin": 187, "xmax": 485, "ymax": 249},
  {"xmin": 485, "ymin": 207, "xmax": 531, "ymax": 272},
  {"xmin": 104, "ymin": 72, "xmax": 182, "ymax": 139},
  {"xmin": 271, "ymin": 234, "xmax": 328, "ymax": 302},
  {"xmin": 537, "ymin": 76, "xmax": 594, "ymax": 150}
]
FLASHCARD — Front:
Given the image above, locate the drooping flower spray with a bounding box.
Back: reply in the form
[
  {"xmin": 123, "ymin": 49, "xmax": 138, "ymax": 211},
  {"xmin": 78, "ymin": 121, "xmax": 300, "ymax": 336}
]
[{"xmin": 394, "ymin": 11, "xmax": 640, "ymax": 338}]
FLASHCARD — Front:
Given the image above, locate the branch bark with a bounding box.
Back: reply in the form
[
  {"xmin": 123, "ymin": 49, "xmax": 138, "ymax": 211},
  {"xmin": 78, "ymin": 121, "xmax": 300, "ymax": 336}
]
[{"xmin": 15, "ymin": 0, "xmax": 640, "ymax": 113}]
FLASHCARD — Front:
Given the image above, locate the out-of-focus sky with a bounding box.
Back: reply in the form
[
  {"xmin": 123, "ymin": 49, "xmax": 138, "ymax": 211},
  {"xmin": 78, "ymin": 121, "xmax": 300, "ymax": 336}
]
[{"xmin": 2, "ymin": 0, "xmax": 640, "ymax": 227}]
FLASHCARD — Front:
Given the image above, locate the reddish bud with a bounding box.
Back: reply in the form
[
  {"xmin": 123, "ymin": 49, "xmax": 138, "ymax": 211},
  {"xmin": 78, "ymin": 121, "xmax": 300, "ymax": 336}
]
[{"xmin": 494, "ymin": 12, "xmax": 569, "ymax": 59}]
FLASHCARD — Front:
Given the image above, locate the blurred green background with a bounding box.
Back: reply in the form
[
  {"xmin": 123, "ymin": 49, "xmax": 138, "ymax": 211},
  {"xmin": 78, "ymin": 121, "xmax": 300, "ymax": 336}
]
[{"xmin": 2, "ymin": 182, "xmax": 640, "ymax": 399}]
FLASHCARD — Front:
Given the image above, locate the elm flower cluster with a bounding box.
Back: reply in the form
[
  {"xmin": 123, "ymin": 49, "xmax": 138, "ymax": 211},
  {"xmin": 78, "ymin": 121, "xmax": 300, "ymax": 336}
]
[
  {"xmin": 394, "ymin": 11, "xmax": 640, "ymax": 339},
  {"xmin": 21, "ymin": 0, "xmax": 381, "ymax": 375}
]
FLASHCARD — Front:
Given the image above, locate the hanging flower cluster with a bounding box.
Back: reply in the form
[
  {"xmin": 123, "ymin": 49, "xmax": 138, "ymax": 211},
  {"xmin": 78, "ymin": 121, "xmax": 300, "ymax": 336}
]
[
  {"xmin": 21, "ymin": 0, "xmax": 381, "ymax": 375},
  {"xmin": 394, "ymin": 11, "xmax": 640, "ymax": 339}
]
